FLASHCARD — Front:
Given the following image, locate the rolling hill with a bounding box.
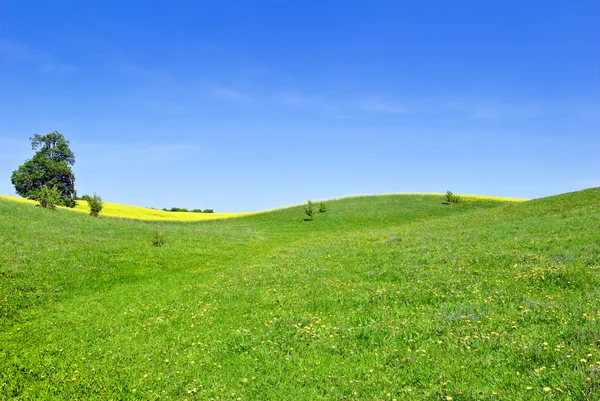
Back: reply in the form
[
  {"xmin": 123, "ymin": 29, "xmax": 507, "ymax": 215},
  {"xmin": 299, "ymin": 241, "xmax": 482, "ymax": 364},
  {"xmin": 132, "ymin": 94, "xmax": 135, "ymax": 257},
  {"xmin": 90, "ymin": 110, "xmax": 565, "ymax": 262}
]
[{"xmin": 1, "ymin": 189, "xmax": 599, "ymax": 400}]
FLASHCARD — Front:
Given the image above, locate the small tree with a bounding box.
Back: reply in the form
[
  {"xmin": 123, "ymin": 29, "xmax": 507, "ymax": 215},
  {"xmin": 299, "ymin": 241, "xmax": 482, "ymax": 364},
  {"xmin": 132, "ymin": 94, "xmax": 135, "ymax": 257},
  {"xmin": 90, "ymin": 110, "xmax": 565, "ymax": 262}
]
[
  {"xmin": 445, "ymin": 190, "xmax": 461, "ymax": 204},
  {"xmin": 37, "ymin": 185, "xmax": 62, "ymax": 209},
  {"xmin": 151, "ymin": 231, "xmax": 166, "ymax": 247},
  {"xmin": 318, "ymin": 202, "xmax": 328, "ymax": 213},
  {"xmin": 84, "ymin": 193, "xmax": 104, "ymax": 217},
  {"xmin": 304, "ymin": 200, "xmax": 315, "ymax": 221}
]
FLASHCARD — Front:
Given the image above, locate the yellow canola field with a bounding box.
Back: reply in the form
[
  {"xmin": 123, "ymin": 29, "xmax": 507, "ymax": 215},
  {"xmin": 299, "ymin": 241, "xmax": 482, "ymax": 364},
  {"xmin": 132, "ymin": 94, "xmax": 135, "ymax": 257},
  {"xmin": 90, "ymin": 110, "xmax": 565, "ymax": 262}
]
[
  {"xmin": 326, "ymin": 192, "xmax": 529, "ymax": 203},
  {"xmin": 0, "ymin": 194, "xmax": 253, "ymax": 221},
  {"xmin": 0, "ymin": 192, "xmax": 527, "ymax": 222},
  {"xmin": 446, "ymin": 194, "xmax": 528, "ymax": 202}
]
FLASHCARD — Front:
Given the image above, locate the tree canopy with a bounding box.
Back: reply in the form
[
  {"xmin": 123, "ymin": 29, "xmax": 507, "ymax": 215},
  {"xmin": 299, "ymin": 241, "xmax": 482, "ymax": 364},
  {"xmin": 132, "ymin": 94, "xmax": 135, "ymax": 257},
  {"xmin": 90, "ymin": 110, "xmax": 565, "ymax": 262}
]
[{"xmin": 11, "ymin": 131, "xmax": 77, "ymax": 207}]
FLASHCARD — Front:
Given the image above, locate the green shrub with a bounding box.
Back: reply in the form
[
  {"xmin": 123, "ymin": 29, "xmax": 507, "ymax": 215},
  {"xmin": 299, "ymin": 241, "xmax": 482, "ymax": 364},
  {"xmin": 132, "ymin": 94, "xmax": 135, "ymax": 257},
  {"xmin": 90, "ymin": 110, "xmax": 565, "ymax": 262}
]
[
  {"xmin": 63, "ymin": 197, "xmax": 76, "ymax": 208},
  {"xmin": 304, "ymin": 200, "xmax": 315, "ymax": 221},
  {"xmin": 165, "ymin": 207, "xmax": 212, "ymax": 213},
  {"xmin": 445, "ymin": 190, "xmax": 461, "ymax": 204},
  {"xmin": 151, "ymin": 231, "xmax": 166, "ymax": 247},
  {"xmin": 85, "ymin": 193, "xmax": 103, "ymax": 217},
  {"xmin": 36, "ymin": 185, "xmax": 62, "ymax": 209},
  {"xmin": 318, "ymin": 202, "xmax": 328, "ymax": 213}
]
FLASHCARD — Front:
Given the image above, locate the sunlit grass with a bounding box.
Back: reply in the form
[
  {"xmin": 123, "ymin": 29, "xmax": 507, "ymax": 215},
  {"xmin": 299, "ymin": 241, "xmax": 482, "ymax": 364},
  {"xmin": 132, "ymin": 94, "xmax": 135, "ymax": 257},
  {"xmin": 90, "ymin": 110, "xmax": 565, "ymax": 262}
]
[
  {"xmin": 262, "ymin": 192, "xmax": 528, "ymax": 212},
  {"xmin": 366, "ymin": 192, "xmax": 529, "ymax": 202},
  {"xmin": 1, "ymin": 188, "xmax": 599, "ymax": 400}
]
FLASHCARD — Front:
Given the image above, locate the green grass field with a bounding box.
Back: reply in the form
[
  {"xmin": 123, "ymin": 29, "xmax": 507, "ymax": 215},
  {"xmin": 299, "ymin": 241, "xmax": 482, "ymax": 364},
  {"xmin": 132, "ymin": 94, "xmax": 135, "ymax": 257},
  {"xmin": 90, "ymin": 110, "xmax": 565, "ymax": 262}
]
[{"xmin": 1, "ymin": 189, "xmax": 599, "ymax": 400}]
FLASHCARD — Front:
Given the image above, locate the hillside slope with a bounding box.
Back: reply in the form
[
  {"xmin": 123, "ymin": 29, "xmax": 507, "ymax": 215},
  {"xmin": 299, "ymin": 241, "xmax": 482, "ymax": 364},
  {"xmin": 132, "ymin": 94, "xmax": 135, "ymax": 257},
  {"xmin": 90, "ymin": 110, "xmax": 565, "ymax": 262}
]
[{"xmin": 1, "ymin": 190, "xmax": 599, "ymax": 400}]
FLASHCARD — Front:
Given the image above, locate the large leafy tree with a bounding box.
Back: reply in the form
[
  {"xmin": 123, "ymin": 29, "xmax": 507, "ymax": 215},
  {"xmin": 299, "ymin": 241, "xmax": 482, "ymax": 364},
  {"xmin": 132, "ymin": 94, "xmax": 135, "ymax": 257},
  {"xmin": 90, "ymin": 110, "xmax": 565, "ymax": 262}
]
[{"xmin": 11, "ymin": 131, "xmax": 77, "ymax": 207}]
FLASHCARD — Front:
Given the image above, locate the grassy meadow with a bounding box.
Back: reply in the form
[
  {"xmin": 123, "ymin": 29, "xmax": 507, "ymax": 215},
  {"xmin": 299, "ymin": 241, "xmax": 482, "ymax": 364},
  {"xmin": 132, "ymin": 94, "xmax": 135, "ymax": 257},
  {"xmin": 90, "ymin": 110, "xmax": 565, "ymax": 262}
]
[{"xmin": 1, "ymin": 189, "xmax": 600, "ymax": 400}]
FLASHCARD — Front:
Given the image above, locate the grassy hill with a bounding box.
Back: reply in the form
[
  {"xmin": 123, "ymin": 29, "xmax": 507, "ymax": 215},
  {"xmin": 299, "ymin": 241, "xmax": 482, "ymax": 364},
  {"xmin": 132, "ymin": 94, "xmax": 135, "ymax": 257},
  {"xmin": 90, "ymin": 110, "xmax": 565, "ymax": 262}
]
[{"xmin": 1, "ymin": 190, "xmax": 599, "ymax": 400}]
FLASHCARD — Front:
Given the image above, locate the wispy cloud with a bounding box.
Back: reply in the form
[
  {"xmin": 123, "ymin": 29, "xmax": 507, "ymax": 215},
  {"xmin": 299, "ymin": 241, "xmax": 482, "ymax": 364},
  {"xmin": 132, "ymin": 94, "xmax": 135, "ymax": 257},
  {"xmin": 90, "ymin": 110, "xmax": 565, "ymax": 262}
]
[
  {"xmin": 272, "ymin": 91, "xmax": 332, "ymax": 108},
  {"xmin": 137, "ymin": 143, "xmax": 191, "ymax": 160},
  {"xmin": 575, "ymin": 102, "xmax": 600, "ymax": 120},
  {"xmin": 116, "ymin": 57, "xmax": 177, "ymax": 86},
  {"xmin": 98, "ymin": 58, "xmax": 596, "ymax": 128},
  {"xmin": 444, "ymin": 98, "xmax": 542, "ymax": 120},
  {"xmin": 0, "ymin": 38, "xmax": 74, "ymax": 73},
  {"xmin": 211, "ymin": 86, "xmax": 251, "ymax": 102},
  {"xmin": 0, "ymin": 39, "xmax": 31, "ymax": 59},
  {"xmin": 78, "ymin": 142, "xmax": 194, "ymax": 166},
  {"xmin": 358, "ymin": 97, "xmax": 413, "ymax": 114}
]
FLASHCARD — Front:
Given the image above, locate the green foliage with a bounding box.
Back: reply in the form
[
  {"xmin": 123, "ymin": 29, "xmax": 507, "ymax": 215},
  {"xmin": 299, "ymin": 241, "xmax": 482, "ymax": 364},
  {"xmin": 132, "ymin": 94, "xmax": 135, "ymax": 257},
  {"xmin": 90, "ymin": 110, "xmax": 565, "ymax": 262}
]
[
  {"xmin": 11, "ymin": 131, "xmax": 76, "ymax": 207},
  {"xmin": 304, "ymin": 200, "xmax": 315, "ymax": 220},
  {"xmin": 36, "ymin": 185, "xmax": 62, "ymax": 209},
  {"xmin": 318, "ymin": 202, "xmax": 328, "ymax": 213},
  {"xmin": 2, "ymin": 190, "xmax": 600, "ymax": 399},
  {"xmin": 445, "ymin": 190, "xmax": 461, "ymax": 203},
  {"xmin": 169, "ymin": 207, "xmax": 189, "ymax": 212},
  {"xmin": 165, "ymin": 207, "xmax": 213, "ymax": 213},
  {"xmin": 151, "ymin": 231, "xmax": 166, "ymax": 247},
  {"xmin": 84, "ymin": 193, "xmax": 103, "ymax": 217}
]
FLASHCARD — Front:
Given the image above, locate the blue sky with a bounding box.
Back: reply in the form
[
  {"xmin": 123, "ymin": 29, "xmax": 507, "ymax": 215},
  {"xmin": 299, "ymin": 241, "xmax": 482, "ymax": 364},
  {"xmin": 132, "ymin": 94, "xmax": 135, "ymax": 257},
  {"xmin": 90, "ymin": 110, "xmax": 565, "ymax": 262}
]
[{"xmin": 1, "ymin": 1, "xmax": 598, "ymax": 211}]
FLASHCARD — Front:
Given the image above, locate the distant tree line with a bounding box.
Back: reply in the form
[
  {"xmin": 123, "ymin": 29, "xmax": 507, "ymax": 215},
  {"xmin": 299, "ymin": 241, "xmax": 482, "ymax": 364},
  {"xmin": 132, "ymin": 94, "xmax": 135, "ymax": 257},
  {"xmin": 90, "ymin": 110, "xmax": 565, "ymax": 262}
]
[{"xmin": 162, "ymin": 207, "xmax": 214, "ymax": 213}]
